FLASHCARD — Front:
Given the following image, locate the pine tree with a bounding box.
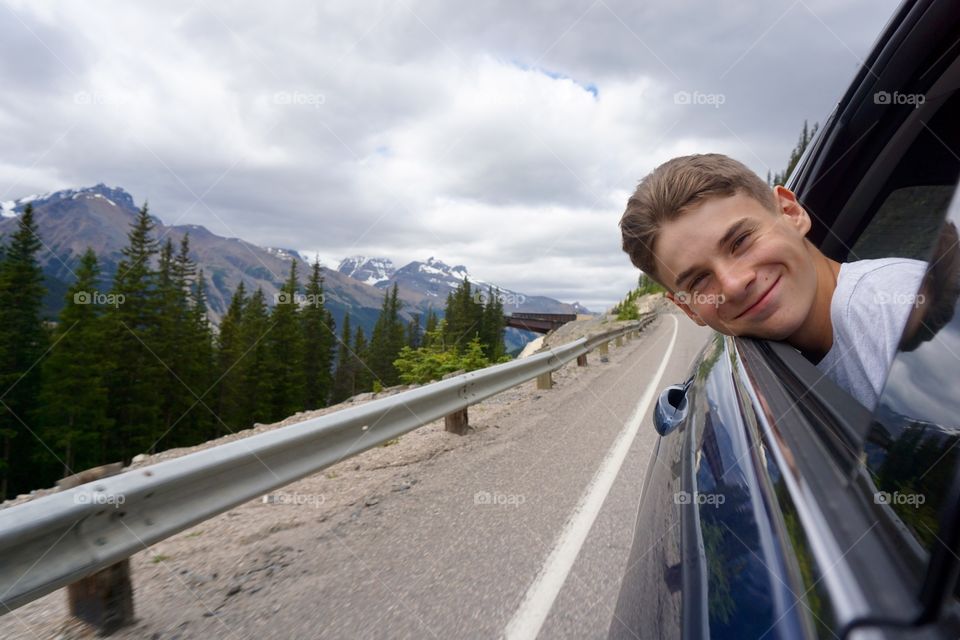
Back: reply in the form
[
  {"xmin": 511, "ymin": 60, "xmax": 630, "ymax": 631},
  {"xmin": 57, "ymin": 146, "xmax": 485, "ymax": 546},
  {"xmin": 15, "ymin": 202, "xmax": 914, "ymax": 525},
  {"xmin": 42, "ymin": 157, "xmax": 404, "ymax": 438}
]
[
  {"xmin": 387, "ymin": 284, "xmax": 406, "ymax": 365},
  {"xmin": 38, "ymin": 249, "xmax": 112, "ymax": 477},
  {"xmin": 153, "ymin": 237, "xmax": 191, "ymax": 449},
  {"xmin": 239, "ymin": 287, "xmax": 273, "ymax": 425},
  {"xmin": 423, "ymin": 309, "xmax": 438, "ymax": 348},
  {"xmin": 443, "ymin": 279, "xmax": 483, "ymax": 353},
  {"xmin": 266, "ymin": 261, "xmax": 306, "ymax": 421},
  {"xmin": 0, "ymin": 204, "xmax": 48, "ymax": 498},
  {"xmin": 178, "ymin": 268, "xmax": 214, "ymax": 443},
  {"xmin": 214, "ymin": 281, "xmax": 248, "ymax": 434},
  {"xmin": 331, "ymin": 313, "xmax": 354, "ymax": 403},
  {"xmin": 406, "ymin": 314, "xmax": 421, "ymax": 349},
  {"xmin": 301, "ymin": 259, "xmax": 335, "ymax": 409},
  {"xmin": 460, "ymin": 335, "xmax": 491, "ymax": 370},
  {"xmin": 770, "ymin": 120, "xmax": 819, "ymax": 186},
  {"xmin": 353, "ymin": 326, "xmax": 373, "ymax": 392},
  {"xmin": 368, "ymin": 283, "xmax": 405, "ymax": 387},
  {"xmin": 104, "ymin": 203, "xmax": 164, "ymax": 461},
  {"xmin": 479, "ymin": 286, "xmax": 506, "ymax": 361}
]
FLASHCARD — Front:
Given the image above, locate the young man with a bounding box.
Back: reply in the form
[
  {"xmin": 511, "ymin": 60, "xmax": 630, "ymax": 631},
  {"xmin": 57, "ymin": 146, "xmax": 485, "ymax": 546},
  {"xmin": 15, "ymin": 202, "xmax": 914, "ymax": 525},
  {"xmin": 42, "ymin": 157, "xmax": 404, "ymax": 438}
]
[{"xmin": 619, "ymin": 153, "xmax": 927, "ymax": 410}]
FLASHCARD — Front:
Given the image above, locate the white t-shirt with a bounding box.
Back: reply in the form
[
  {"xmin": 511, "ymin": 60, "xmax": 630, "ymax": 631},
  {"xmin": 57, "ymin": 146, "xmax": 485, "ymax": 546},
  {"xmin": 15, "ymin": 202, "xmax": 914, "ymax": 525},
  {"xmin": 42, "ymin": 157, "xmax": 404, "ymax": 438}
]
[{"xmin": 815, "ymin": 257, "xmax": 928, "ymax": 410}]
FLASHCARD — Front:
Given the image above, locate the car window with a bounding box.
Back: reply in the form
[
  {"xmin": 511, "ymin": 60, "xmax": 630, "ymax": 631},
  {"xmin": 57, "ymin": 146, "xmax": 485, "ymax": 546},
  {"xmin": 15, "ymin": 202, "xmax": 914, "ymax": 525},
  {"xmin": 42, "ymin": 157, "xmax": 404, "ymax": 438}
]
[
  {"xmin": 849, "ymin": 184, "xmax": 954, "ymax": 260},
  {"xmin": 846, "ymin": 90, "xmax": 960, "ymax": 263},
  {"xmin": 838, "ymin": 78, "xmax": 960, "ymax": 563},
  {"xmin": 862, "ymin": 204, "xmax": 960, "ymax": 559}
]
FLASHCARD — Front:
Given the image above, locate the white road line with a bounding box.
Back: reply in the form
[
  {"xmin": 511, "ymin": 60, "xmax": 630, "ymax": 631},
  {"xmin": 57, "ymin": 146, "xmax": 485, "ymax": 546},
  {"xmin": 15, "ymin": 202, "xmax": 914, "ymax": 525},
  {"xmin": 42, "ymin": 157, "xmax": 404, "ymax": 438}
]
[{"xmin": 503, "ymin": 315, "xmax": 680, "ymax": 640}]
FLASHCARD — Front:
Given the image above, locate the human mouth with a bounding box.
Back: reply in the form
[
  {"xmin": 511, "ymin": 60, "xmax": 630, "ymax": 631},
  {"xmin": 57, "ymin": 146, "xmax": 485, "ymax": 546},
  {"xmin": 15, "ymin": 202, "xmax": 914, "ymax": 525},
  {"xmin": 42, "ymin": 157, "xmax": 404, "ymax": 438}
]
[{"xmin": 734, "ymin": 275, "xmax": 782, "ymax": 320}]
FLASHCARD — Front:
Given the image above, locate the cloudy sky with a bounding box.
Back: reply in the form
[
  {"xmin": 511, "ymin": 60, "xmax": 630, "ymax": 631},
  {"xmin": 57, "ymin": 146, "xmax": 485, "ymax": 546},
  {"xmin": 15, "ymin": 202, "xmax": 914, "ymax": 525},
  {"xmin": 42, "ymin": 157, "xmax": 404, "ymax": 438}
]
[{"xmin": 0, "ymin": 0, "xmax": 900, "ymax": 311}]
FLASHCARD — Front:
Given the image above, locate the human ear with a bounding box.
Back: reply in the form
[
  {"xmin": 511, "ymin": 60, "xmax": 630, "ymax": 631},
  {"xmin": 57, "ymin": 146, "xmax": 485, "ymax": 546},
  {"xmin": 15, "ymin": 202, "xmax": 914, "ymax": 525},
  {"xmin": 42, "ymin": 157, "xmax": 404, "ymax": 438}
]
[
  {"xmin": 666, "ymin": 291, "xmax": 707, "ymax": 326},
  {"xmin": 773, "ymin": 186, "xmax": 812, "ymax": 236}
]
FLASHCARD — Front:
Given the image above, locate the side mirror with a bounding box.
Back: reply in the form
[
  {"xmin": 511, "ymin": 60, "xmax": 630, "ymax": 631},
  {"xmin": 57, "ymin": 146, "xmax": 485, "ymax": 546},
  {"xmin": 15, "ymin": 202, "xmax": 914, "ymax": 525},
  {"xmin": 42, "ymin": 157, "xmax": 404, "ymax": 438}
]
[{"xmin": 653, "ymin": 380, "xmax": 691, "ymax": 436}]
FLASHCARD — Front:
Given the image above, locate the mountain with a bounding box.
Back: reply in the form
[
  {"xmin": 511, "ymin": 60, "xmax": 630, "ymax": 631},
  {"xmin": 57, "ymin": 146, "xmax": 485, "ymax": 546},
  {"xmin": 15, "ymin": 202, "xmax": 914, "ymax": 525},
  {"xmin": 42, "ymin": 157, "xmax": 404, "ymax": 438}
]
[
  {"xmin": 362, "ymin": 256, "xmax": 593, "ymax": 316},
  {"xmin": 336, "ymin": 255, "xmax": 595, "ymax": 354},
  {"xmin": 337, "ymin": 256, "xmax": 395, "ymax": 286},
  {"xmin": 0, "ymin": 184, "xmax": 403, "ymax": 336},
  {"xmin": 2, "ymin": 184, "xmax": 137, "ymax": 218}
]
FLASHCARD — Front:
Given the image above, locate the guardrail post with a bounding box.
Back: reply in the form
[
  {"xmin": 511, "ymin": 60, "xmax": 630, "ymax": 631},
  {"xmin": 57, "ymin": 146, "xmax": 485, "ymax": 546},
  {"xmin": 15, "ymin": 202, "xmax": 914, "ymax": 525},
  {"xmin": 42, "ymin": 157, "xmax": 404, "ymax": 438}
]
[
  {"xmin": 615, "ymin": 335, "xmax": 624, "ymax": 347},
  {"xmin": 576, "ymin": 354, "xmax": 587, "ymax": 367},
  {"xmin": 536, "ymin": 372, "xmax": 553, "ymax": 389},
  {"xmin": 445, "ymin": 407, "xmax": 470, "ymax": 435},
  {"xmin": 59, "ymin": 462, "xmax": 135, "ymax": 635}
]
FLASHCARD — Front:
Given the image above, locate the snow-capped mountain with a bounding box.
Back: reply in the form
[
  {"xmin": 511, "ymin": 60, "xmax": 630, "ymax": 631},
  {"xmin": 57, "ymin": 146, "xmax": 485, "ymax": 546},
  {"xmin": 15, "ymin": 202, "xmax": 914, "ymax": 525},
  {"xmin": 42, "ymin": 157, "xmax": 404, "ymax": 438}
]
[
  {"xmin": 340, "ymin": 255, "xmax": 593, "ymax": 315},
  {"xmin": 389, "ymin": 257, "xmax": 483, "ymax": 298},
  {"xmin": 337, "ymin": 256, "xmax": 396, "ymax": 286},
  {"xmin": 1, "ymin": 183, "xmax": 136, "ymax": 218}
]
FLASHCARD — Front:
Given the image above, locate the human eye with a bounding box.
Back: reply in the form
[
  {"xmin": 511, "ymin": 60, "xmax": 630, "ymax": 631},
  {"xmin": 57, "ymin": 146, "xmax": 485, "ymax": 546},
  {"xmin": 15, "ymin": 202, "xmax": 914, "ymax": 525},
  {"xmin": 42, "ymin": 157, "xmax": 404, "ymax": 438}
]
[
  {"xmin": 689, "ymin": 274, "xmax": 706, "ymax": 290},
  {"xmin": 732, "ymin": 231, "xmax": 752, "ymax": 251}
]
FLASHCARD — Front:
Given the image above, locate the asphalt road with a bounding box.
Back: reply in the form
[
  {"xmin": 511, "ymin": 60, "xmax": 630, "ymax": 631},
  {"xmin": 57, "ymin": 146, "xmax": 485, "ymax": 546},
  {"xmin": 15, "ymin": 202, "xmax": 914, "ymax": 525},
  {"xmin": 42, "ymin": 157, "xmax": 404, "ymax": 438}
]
[{"xmin": 251, "ymin": 312, "xmax": 712, "ymax": 640}]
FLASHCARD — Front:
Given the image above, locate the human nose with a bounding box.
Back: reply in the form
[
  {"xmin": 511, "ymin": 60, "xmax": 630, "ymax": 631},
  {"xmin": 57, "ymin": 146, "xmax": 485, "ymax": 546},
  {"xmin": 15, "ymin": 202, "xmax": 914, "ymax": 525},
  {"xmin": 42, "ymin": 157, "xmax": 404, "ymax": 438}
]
[{"xmin": 714, "ymin": 260, "xmax": 754, "ymax": 304}]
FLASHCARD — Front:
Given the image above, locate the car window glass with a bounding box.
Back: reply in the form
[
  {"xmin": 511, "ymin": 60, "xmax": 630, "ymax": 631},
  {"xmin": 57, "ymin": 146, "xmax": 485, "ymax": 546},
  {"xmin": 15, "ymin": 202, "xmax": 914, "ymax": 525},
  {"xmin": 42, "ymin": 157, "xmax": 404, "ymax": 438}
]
[
  {"xmin": 862, "ymin": 211, "xmax": 960, "ymax": 557},
  {"xmin": 850, "ymin": 185, "xmax": 955, "ymax": 260},
  {"xmin": 846, "ymin": 91, "xmax": 960, "ymax": 263},
  {"xmin": 848, "ymin": 88, "xmax": 960, "ymax": 559}
]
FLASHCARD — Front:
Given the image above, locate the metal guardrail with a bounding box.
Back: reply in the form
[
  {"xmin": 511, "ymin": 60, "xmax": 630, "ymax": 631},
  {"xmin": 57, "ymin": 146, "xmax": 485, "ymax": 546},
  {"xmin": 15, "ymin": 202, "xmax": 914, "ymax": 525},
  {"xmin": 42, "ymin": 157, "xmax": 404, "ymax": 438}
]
[{"xmin": 0, "ymin": 314, "xmax": 655, "ymax": 612}]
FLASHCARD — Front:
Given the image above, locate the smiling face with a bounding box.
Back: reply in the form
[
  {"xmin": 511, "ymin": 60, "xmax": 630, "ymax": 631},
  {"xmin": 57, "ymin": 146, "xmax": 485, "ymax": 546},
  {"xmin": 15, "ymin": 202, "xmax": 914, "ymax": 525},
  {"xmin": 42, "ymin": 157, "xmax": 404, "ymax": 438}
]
[{"xmin": 654, "ymin": 187, "xmax": 823, "ymax": 341}]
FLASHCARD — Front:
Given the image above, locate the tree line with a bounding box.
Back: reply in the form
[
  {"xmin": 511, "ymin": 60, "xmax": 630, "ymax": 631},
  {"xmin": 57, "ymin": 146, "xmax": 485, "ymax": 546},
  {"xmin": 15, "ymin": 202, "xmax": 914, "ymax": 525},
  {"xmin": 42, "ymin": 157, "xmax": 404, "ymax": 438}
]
[{"xmin": 0, "ymin": 204, "xmax": 507, "ymax": 498}]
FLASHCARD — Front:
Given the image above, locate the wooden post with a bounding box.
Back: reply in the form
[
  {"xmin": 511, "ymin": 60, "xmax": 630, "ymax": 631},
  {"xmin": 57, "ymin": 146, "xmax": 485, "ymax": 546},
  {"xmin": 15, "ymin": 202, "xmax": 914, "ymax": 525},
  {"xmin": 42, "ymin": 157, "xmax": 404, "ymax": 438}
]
[
  {"xmin": 598, "ymin": 341, "xmax": 609, "ymax": 356},
  {"xmin": 576, "ymin": 354, "xmax": 588, "ymax": 367},
  {"xmin": 59, "ymin": 463, "xmax": 134, "ymax": 636},
  {"xmin": 536, "ymin": 372, "xmax": 553, "ymax": 389},
  {"xmin": 445, "ymin": 407, "xmax": 470, "ymax": 435},
  {"xmin": 616, "ymin": 335, "xmax": 624, "ymax": 347}
]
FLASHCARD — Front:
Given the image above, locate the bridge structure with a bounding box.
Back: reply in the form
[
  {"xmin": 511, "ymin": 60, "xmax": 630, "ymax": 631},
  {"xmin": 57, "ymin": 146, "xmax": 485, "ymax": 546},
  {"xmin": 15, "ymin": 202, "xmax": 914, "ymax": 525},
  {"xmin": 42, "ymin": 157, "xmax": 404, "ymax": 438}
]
[{"xmin": 504, "ymin": 312, "xmax": 578, "ymax": 334}]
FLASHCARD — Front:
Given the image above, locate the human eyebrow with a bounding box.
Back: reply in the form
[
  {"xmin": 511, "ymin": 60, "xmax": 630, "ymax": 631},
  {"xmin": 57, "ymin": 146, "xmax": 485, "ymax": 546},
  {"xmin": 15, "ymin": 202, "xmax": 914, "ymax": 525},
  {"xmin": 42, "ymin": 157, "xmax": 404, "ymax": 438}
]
[{"xmin": 673, "ymin": 217, "xmax": 753, "ymax": 290}]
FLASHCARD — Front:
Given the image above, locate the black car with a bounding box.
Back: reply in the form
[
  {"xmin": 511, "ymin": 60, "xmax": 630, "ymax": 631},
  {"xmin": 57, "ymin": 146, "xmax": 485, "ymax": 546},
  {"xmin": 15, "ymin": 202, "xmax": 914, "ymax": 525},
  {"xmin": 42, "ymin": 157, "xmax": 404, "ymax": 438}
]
[{"xmin": 609, "ymin": 0, "xmax": 960, "ymax": 638}]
